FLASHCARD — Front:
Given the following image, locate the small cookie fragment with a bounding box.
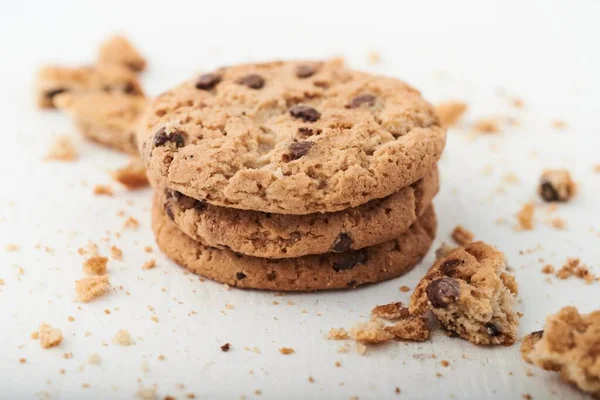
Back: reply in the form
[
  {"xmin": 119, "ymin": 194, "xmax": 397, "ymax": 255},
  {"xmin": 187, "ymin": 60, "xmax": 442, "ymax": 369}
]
[
  {"xmin": 98, "ymin": 35, "xmax": 146, "ymax": 72},
  {"xmin": 435, "ymin": 100, "xmax": 467, "ymax": 127},
  {"xmin": 328, "ymin": 328, "xmax": 349, "ymax": 340},
  {"xmin": 142, "ymin": 259, "xmax": 156, "ymax": 270},
  {"xmin": 538, "ymin": 170, "xmax": 576, "ymax": 203},
  {"xmin": 516, "ymin": 202, "xmax": 535, "ymax": 231},
  {"xmin": 522, "ymin": 307, "xmax": 600, "ymax": 397},
  {"xmin": 384, "ymin": 316, "xmax": 430, "ymax": 342},
  {"xmin": 75, "ymin": 275, "xmax": 110, "ymax": 302},
  {"xmin": 451, "ymin": 225, "xmax": 474, "ymax": 245},
  {"xmin": 112, "ymin": 158, "xmax": 149, "ymax": 189},
  {"xmin": 410, "ymin": 241, "xmax": 519, "ymax": 346},
  {"xmin": 220, "ymin": 343, "xmax": 230, "ymax": 352},
  {"xmin": 83, "ymin": 256, "xmax": 108, "ymax": 275},
  {"xmin": 473, "ymin": 118, "xmax": 500, "ymax": 134},
  {"xmin": 555, "ymin": 258, "xmax": 596, "ymax": 284},
  {"xmin": 45, "ymin": 136, "xmax": 78, "ymax": 162},
  {"xmin": 93, "ymin": 185, "xmax": 114, "ymax": 196},
  {"xmin": 371, "ymin": 302, "xmax": 410, "ymax": 320},
  {"xmin": 279, "ymin": 347, "xmax": 295, "ymax": 355},
  {"xmin": 113, "ymin": 329, "xmax": 133, "ymax": 346},
  {"xmin": 350, "ymin": 320, "xmax": 394, "ymax": 344},
  {"xmin": 35, "ymin": 323, "xmax": 63, "ymax": 349}
]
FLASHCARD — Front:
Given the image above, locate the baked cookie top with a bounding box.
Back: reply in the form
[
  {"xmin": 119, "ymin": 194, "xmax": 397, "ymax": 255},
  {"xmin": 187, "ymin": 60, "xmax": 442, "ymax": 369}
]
[
  {"xmin": 410, "ymin": 241, "xmax": 519, "ymax": 346},
  {"xmin": 137, "ymin": 59, "xmax": 446, "ymax": 214},
  {"xmin": 160, "ymin": 166, "xmax": 438, "ymax": 259}
]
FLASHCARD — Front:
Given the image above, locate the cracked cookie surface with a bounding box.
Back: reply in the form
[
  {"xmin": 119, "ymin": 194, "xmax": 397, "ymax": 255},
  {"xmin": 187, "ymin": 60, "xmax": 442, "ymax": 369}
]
[
  {"xmin": 152, "ymin": 194, "xmax": 437, "ymax": 291},
  {"xmin": 137, "ymin": 59, "xmax": 446, "ymax": 214},
  {"xmin": 409, "ymin": 241, "xmax": 519, "ymax": 345},
  {"xmin": 159, "ymin": 166, "xmax": 438, "ymax": 259}
]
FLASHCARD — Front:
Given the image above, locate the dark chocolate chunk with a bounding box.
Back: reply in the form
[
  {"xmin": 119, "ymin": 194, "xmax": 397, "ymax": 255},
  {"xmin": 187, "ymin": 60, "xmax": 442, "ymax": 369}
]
[
  {"xmin": 485, "ymin": 322, "xmax": 501, "ymax": 337},
  {"xmin": 296, "ymin": 64, "xmax": 318, "ymax": 78},
  {"xmin": 123, "ymin": 82, "xmax": 136, "ymax": 94},
  {"xmin": 154, "ymin": 127, "xmax": 187, "ymax": 148},
  {"xmin": 346, "ymin": 94, "xmax": 376, "ymax": 109},
  {"xmin": 266, "ymin": 271, "xmax": 277, "ymax": 281},
  {"xmin": 539, "ymin": 181, "xmax": 560, "ymax": 202},
  {"xmin": 333, "ymin": 250, "xmax": 367, "ymax": 272},
  {"xmin": 235, "ymin": 272, "xmax": 247, "ymax": 280},
  {"xmin": 440, "ymin": 258, "xmax": 464, "ymax": 276},
  {"xmin": 282, "ymin": 141, "xmax": 314, "ymax": 162},
  {"xmin": 290, "ymin": 104, "xmax": 320, "ymax": 122},
  {"xmin": 426, "ymin": 277, "xmax": 460, "ymax": 308},
  {"xmin": 195, "ymin": 73, "xmax": 221, "ymax": 90},
  {"xmin": 236, "ymin": 74, "xmax": 265, "ymax": 89},
  {"xmin": 331, "ymin": 233, "xmax": 352, "ymax": 253}
]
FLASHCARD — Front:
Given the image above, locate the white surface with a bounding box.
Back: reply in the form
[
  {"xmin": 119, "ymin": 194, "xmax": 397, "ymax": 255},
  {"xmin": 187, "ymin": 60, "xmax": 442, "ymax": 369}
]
[{"xmin": 1, "ymin": 1, "xmax": 599, "ymax": 399}]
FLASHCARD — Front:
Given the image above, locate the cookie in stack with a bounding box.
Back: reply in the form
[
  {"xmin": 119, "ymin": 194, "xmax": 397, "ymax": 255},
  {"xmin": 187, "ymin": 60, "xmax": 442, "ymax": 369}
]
[{"xmin": 136, "ymin": 59, "xmax": 446, "ymax": 291}]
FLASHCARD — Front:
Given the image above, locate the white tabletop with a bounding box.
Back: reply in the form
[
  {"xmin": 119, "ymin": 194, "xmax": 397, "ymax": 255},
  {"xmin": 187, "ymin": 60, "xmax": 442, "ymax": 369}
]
[{"xmin": 1, "ymin": 1, "xmax": 599, "ymax": 399}]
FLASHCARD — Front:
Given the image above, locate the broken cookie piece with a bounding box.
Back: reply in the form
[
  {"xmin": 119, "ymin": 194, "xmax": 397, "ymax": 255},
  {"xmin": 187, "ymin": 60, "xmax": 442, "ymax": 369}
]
[
  {"xmin": 410, "ymin": 241, "xmax": 519, "ymax": 345},
  {"xmin": 75, "ymin": 275, "xmax": 111, "ymax": 302},
  {"xmin": 435, "ymin": 100, "xmax": 467, "ymax": 127},
  {"xmin": 538, "ymin": 169, "xmax": 576, "ymax": 203},
  {"xmin": 98, "ymin": 35, "xmax": 146, "ymax": 72},
  {"xmin": 112, "ymin": 158, "xmax": 149, "ymax": 189},
  {"xmin": 36, "ymin": 64, "xmax": 144, "ymax": 109},
  {"xmin": 522, "ymin": 306, "xmax": 600, "ymax": 397},
  {"xmin": 35, "ymin": 323, "xmax": 63, "ymax": 349},
  {"xmin": 54, "ymin": 92, "xmax": 147, "ymax": 154}
]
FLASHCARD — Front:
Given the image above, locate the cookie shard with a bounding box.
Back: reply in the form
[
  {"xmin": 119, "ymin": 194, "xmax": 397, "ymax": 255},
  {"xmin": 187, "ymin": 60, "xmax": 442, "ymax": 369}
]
[
  {"xmin": 54, "ymin": 92, "xmax": 147, "ymax": 154},
  {"xmin": 137, "ymin": 59, "xmax": 446, "ymax": 215},
  {"xmin": 152, "ymin": 193, "xmax": 437, "ymax": 292},
  {"xmin": 98, "ymin": 35, "xmax": 147, "ymax": 72},
  {"xmin": 160, "ymin": 166, "xmax": 438, "ymax": 259},
  {"xmin": 522, "ymin": 307, "xmax": 600, "ymax": 397},
  {"xmin": 409, "ymin": 241, "xmax": 519, "ymax": 346}
]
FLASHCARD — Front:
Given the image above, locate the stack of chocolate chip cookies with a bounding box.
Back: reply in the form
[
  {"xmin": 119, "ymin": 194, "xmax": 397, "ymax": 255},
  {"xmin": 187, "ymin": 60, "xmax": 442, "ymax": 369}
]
[{"xmin": 136, "ymin": 59, "xmax": 446, "ymax": 291}]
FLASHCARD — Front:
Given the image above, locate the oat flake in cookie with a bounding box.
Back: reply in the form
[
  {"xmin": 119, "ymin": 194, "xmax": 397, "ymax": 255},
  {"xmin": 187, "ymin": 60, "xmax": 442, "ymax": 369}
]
[
  {"xmin": 152, "ymin": 194, "xmax": 437, "ymax": 291},
  {"xmin": 137, "ymin": 59, "xmax": 446, "ymax": 214},
  {"xmin": 160, "ymin": 166, "xmax": 438, "ymax": 259}
]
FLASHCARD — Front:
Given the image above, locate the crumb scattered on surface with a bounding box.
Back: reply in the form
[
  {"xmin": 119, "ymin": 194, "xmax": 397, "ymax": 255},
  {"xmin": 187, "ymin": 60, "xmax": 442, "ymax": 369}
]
[
  {"xmin": 83, "ymin": 256, "xmax": 108, "ymax": 275},
  {"xmin": 136, "ymin": 387, "xmax": 156, "ymax": 400},
  {"xmin": 451, "ymin": 225, "xmax": 474, "ymax": 245},
  {"xmin": 36, "ymin": 323, "xmax": 63, "ymax": 349},
  {"xmin": 19, "ymin": 358, "xmax": 27, "ymax": 364},
  {"xmin": 123, "ymin": 216, "xmax": 139, "ymax": 229},
  {"xmin": 113, "ymin": 329, "xmax": 133, "ymax": 346},
  {"xmin": 371, "ymin": 302, "xmax": 409, "ymax": 320},
  {"xmin": 541, "ymin": 264, "xmax": 555, "ymax": 274},
  {"xmin": 220, "ymin": 343, "xmax": 230, "ymax": 352},
  {"xmin": 550, "ymin": 217, "xmax": 566, "ymax": 230},
  {"xmin": 367, "ymin": 51, "xmax": 381, "ymax": 65},
  {"xmin": 385, "ymin": 316, "xmax": 430, "ymax": 342},
  {"xmin": 328, "ymin": 328, "xmax": 349, "ymax": 340},
  {"xmin": 511, "ymin": 98, "xmax": 525, "ymax": 108},
  {"xmin": 350, "ymin": 320, "xmax": 394, "ymax": 344},
  {"xmin": 552, "ymin": 120, "xmax": 567, "ymax": 129},
  {"xmin": 556, "ymin": 258, "xmax": 596, "ymax": 284},
  {"xmin": 5, "ymin": 244, "xmax": 19, "ymax": 252},
  {"xmin": 112, "ymin": 159, "xmax": 149, "ymax": 189},
  {"xmin": 539, "ymin": 170, "xmax": 576, "ymax": 203},
  {"xmin": 308, "ymin": 376, "xmax": 314, "ymax": 383},
  {"xmin": 516, "ymin": 202, "xmax": 535, "ymax": 231},
  {"xmin": 45, "ymin": 136, "xmax": 78, "ymax": 162},
  {"xmin": 335, "ymin": 361, "xmax": 341, "ymax": 367},
  {"xmin": 473, "ymin": 118, "xmax": 500, "ymax": 133},
  {"xmin": 435, "ymin": 100, "xmax": 467, "ymax": 126},
  {"xmin": 399, "ymin": 285, "xmax": 410, "ymax": 293},
  {"xmin": 110, "ymin": 246, "xmax": 123, "ymax": 260},
  {"xmin": 87, "ymin": 353, "xmax": 101, "ymax": 365},
  {"xmin": 279, "ymin": 347, "xmax": 295, "ymax": 355},
  {"xmin": 93, "ymin": 185, "xmax": 113, "ymax": 196},
  {"xmin": 142, "ymin": 259, "xmax": 156, "ymax": 270},
  {"xmin": 76, "ymin": 275, "xmax": 110, "ymax": 302}
]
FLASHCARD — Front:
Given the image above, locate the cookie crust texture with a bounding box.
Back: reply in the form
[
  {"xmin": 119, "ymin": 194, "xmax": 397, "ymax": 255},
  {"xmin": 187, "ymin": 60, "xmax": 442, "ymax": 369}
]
[{"xmin": 137, "ymin": 59, "xmax": 446, "ymax": 214}]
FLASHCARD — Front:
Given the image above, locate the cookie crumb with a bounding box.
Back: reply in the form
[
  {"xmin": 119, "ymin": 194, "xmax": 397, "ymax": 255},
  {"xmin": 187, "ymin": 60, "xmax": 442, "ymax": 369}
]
[
  {"xmin": 110, "ymin": 246, "xmax": 123, "ymax": 260},
  {"xmin": 308, "ymin": 376, "xmax": 315, "ymax": 383},
  {"xmin": 123, "ymin": 216, "xmax": 139, "ymax": 229},
  {"xmin": 435, "ymin": 100, "xmax": 467, "ymax": 126},
  {"xmin": 350, "ymin": 320, "xmax": 394, "ymax": 344},
  {"xmin": 399, "ymin": 285, "xmax": 411, "ymax": 293},
  {"xmin": 550, "ymin": 217, "xmax": 566, "ymax": 230},
  {"xmin": 142, "ymin": 259, "xmax": 156, "ymax": 270},
  {"xmin": 511, "ymin": 98, "xmax": 525, "ymax": 108},
  {"xmin": 68, "ymin": 316, "xmax": 75, "ymax": 322},
  {"xmin": 541, "ymin": 264, "xmax": 555, "ymax": 274},
  {"xmin": 451, "ymin": 225, "xmax": 474, "ymax": 245},
  {"xmin": 136, "ymin": 386, "xmax": 156, "ymax": 400},
  {"xmin": 36, "ymin": 323, "xmax": 63, "ymax": 349},
  {"xmin": 371, "ymin": 302, "xmax": 409, "ymax": 320},
  {"xmin": 5, "ymin": 244, "xmax": 19, "ymax": 252},
  {"xmin": 539, "ymin": 170, "xmax": 576, "ymax": 203},
  {"xmin": 279, "ymin": 347, "xmax": 295, "ymax": 355},
  {"xmin": 395, "ymin": 387, "xmax": 401, "ymax": 394},
  {"xmin": 220, "ymin": 343, "xmax": 230, "ymax": 352},
  {"xmin": 473, "ymin": 118, "xmax": 500, "ymax": 134},
  {"xmin": 87, "ymin": 353, "xmax": 101, "ymax": 365},
  {"xmin": 384, "ymin": 316, "xmax": 430, "ymax": 342},
  {"xmin": 367, "ymin": 51, "xmax": 381, "ymax": 65},
  {"xmin": 441, "ymin": 360, "xmax": 450, "ymax": 367},
  {"xmin": 75, "ymin": 275, "xmax": 110, "ymax": 302},
  {"xmin": 112, "ymin": 159, "xmax": 149, "ymax": 189},
  {"xmin": 45, "ymin": 136, "xmax": 78, "ymax": 162},
  {"xmin": 113, "ymin": 329, "xmax": 133, "ymax": 346},
  {"xmin": 82, "ymin": 256, "xmax": 108, "ymax": 275},
  {"xmin": 551, "ymin": 120, "xmax": 567, "ymax": 129},
  {"xmin": 335, "ymin": 361, "xmax": 342, "ymax": 367},
  {"xmin": 19, "ymin": 358, "xmax": 27, "ymax": 364},
  {"xmin": 328, "ymin": 328, "xmax": 349, "ymax": 340},
  {"xmin": 516, "ymin": 202, "xmax": 535, "ymax": 230},
  {"xmin": 555, "ymin": 258, "xmax": 596, "ymax": 284},
  {"xmin": 93, "ymin": 185, "xmax": 114, "ymax": 196}
]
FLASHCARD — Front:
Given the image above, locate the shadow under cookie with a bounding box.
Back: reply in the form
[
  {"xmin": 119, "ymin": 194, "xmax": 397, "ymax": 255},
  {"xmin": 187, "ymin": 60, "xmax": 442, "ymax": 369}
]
[{"xmin": 152, "ymin": 194, "xmax": 437, "ymax": 292}]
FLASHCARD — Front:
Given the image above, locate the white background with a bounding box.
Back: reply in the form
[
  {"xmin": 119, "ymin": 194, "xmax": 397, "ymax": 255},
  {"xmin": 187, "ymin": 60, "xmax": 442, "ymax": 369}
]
[{"xmin": 1, "ymin": 1, "xmax": 599, "ymax": 399}]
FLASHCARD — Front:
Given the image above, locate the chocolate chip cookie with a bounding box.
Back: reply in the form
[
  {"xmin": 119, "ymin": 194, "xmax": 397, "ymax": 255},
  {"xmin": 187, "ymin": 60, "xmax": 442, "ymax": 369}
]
[
  {"xmin": 36, "ymin": 64, "xmax": 144, "ymax": 109},
  {"xmin": 152, "ymin": 194, "xmax": 437, "ymax": 291},
  {"xmin": 522, "ymin": 306, "xmax": 600, "ymax": 397},
  {"xmin": 409, "ymin": 241, "xmax": 519, "ymax": 345},
  {"xmin": 137, "ymin": 59, "xmax": 446, "ymax": 214},
  {"xmin": 159, "ymin": 166, "xmax": 438, "ymax": 259},
  {"xmin": 55, "ymin": 92, "xmax": 147, "ymax": 154}
]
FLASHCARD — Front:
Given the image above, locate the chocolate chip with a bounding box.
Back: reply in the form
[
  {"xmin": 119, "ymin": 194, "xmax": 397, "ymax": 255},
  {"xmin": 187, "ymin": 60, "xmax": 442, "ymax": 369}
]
[
  {"xmin": 154, "ymin": 127, "xmax": 187, "ymax": 148},
  {"xmin": 236, "ymin": 272, "xmax": 247, "ymax": 280},
  {"xmin": 266, "ymin": 271, "xmax": 277, "ymax": 281},
  {"xmin": 539, "ymin": 181, "xmax": 560, "ymax": 202},
  {"xmin": 123, "ymin": 82, "xmax": 136, "ymax": 94},
  {"xmin": 426, "ymin": 277, "xmax": 460, "ymax": 308},
  {"xmin": 440, "ymin": 258, "xmax": 464, "ymax": 276},
  {"xmin": 485, "ymin": 322, "xmax": 501, "ymax": 337},
  {"xmin": 220, "ymin": 343, "xmax": 230, "ymax": 352},
  {"xmin": 236, "ymin": 74, "xmax": 265, "ymax": 89},
  {"xmin": 333, "ymin": 250, "xmax": 367, "ymax": 272},
  {"xmin": 332, "ymin": 233, "xmax": 352, "ymax": 252},
  {"xmin": 45, "ymin": 88, "xmax": 67, "ymax": 100},
  {"xmin": 346, "ymin": 94, "xmax": 376, "ymax": 109},
  {"xmin": 346, "ymin": 280, "xmax": 358, "ymax": 288},
  {"xmin": 290, "ymin": 104, "xmax": 321, "ymax": 122},
  {"xmin": 195, "ymin": 73, "xmax": 221, "ymax": 90},
  {"xmin": 297, "ymin": 127, "xmax": 322, "ymax": 137},
  {"xmin": 296, "ymin": 64, "xmax": 318, "ymax": 78},
  {"xmin": 282, "ymin": 141, "xmax": 314, "ymax": 163}
]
